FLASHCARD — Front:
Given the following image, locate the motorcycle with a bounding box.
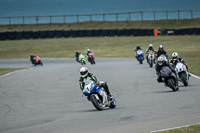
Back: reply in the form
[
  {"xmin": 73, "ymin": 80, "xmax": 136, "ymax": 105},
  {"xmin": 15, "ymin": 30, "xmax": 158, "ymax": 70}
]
[
  {"xmin": 87, "ymin": 53, "xmax": 95, "ymax": 65},
  {"xmin": 175, "ymin": 62, "xmax": 189, "ymax": 86},
  {"xmin": 147, "ymin": 51, "xmax": 155, "ymax": 67},
  {"xmin": 82, "ymin": 80, "xmax": 116, "ymax": 111},
  {"xmin": 136, "ymin": 50, "xmax": 144, "ymax": 64},
  {"xmin": 79, "ymin": 54, "xmax": 86, "ymax": 65},
  {"xmin": 160, "ymin": 66, "xmax": 179, "ymax": 92},
  {"xmin": 30, "ymin": 56, "xmax": 43, "ymax": 66}
]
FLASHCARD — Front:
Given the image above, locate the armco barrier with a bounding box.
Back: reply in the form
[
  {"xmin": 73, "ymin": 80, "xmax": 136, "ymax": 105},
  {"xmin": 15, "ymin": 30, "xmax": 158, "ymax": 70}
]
[
  {"xmin": 40, "ymin": 31, "xmax": 48, "ymax": 38},
  {"xmin": 86, "ymin": 30, "xmax": 93, "ymax": 37},
  {"xmin": 0, "ymin": 32, "xmax": 8, "ymax": 40},
  {"xmin": 8, "ymin": 32, "xmax": 16, "ymax": 40},
  {"xmin": 16, "ymin": 32, "xmax": 23, "ymax": 40},
  {"xmin": 71, "ymin": 30, "xmax": 79, "ymax": 37},
  {"xmin": 47, "ymin": 30, "xmax": 55, "ymax": 38},
  {"xmin": 195, "ymin": 28, "xmax": 200, "ymax": 35},
  {"xmin": 79, "ymin": 30, "xmax": 86, "ymax": 37},
  {"xmin": 23, "ymin": 31, "xmax": 32, "ymax": 39},
  {"xmin": 32, "ymin": 31, "xmax": 40, "ymax": 39},
  {"xmin": 93, "ymin": 30, "xmax": 101, "ymax": 37},
  {"xmin": 63, "ymin": 30, "xmax": 71, "ymax": 37},
  {"xmin": 55, "ymin": 30, "xmax": 64, "ymax": 38},
  {"xmin": 1, "ymin": 28, "xmax": 200, "ymax": 41}
]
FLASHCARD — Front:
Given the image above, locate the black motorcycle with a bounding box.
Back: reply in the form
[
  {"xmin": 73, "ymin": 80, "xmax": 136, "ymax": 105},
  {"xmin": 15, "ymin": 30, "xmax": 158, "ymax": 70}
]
[{"xmin": 160, "ymin": 66, "xmax": 179, "ymax": 92}]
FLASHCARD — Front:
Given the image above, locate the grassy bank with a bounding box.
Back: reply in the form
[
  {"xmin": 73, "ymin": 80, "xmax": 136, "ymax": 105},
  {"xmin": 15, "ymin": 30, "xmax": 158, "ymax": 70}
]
[
  {"xmin": 0, "ymin": 35, "xmax": 200, "ymax": 76},
  {"xmin": 154, "ymin": 124, "xmax": 200, "ymax": 133},
  {"xmin": 0, "ymin": 68, "xmax": 25, "ymax": 76},
  {"xmin": 0, "ymin": 19, "xmax": 200, "ymax": 32}
]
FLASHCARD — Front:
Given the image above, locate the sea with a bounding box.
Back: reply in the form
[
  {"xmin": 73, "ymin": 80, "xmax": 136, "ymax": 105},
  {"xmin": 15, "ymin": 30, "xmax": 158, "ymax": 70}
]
[{"xmin": 0, "ymin": 0, "xmax": 200, "ymax": 25}]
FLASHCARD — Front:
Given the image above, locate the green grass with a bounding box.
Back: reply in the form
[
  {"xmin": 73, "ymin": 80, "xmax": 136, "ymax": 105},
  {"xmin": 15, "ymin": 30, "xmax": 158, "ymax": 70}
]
[
  {"xmin": 0, "ymin": 35, "xmax": 200, "ymax": 76},
  {"xmin": 154, "ymin": 124, "xmax": 200, "ymax": 133},
  {"xmin": 0, "ymin": 19, "xmax": 200, "ymax": 32},
  {"xmin": 0, "ymin": 68, "xmax": 25, "ymax": 76}
]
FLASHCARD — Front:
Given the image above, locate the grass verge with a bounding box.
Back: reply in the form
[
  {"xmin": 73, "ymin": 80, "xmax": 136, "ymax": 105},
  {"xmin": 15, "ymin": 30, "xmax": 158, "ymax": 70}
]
[
  {"xmin": 0, "ymin": 35, "xmax": 199, "ymax": 76},
  {"xmin": 154, "ymin": 124, "xmax": 200, "ymax": 133},
  {"xmin": 0, "ymin": 68, "xmax": 25, "ymax": 76}
]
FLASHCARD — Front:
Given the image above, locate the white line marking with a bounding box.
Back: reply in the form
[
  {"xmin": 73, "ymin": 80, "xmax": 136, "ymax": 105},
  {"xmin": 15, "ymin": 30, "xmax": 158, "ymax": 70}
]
[
  {"xmin": 150, "ymin": 123, "xmax": 200, "ymax": 132},
  {"xmin": 190, "ymin": 73, "xmax": 200, "ymax": 80}
]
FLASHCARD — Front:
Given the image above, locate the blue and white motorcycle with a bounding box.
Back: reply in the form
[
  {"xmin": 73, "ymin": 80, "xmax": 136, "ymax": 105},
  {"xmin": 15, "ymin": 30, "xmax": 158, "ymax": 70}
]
[
  {"xmin": 82, "ymin": 80, "xmax": 116, "ymax": 111},
  {"xmin": 136, "ymin": 50, "xmax": 144, "ymax": 64}
]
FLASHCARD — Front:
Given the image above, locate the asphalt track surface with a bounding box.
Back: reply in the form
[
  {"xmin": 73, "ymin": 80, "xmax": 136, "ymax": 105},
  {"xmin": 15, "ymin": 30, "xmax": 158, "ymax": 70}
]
[{"xmin": 0, "ymin": 58, "xmax": 200, "ymax": 133}]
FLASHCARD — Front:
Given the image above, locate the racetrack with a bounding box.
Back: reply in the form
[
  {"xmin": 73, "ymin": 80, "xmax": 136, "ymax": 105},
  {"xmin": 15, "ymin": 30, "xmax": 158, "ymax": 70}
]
[{"xmin": 0, "ymin": 58, "xmax": 200, "ymax": 133}]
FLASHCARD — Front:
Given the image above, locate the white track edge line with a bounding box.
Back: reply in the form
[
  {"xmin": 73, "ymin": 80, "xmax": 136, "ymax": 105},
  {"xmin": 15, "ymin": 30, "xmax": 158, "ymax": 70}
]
[{"xmin": 150, "ymin": 123, "xmax": 200, "ymax": 132}]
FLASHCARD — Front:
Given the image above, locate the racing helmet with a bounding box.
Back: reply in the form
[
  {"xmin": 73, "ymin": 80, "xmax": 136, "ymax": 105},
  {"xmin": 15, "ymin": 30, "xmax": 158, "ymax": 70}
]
[
  {"xmin": 157, "ymin": 56, "xmax": 165, "ymax": 66},
  {"xmin": 80, "ymin": 67, "xmax": 88, "ymax": 78},
  {"xmin": 159, "ymin": 45, "xmax": 163, "ymax": 50},
  {"xmin": 87, "ymin": 49, "xmax": 90, "ymax": 52},
  {"xmin": 149, "ymin": 44, "xmax": 153, "ymax": 49},
  {"xmin": 136, "ymin": 45, "xmax": 140, "ymax": 49},
  {"xmin": 172, "ymin": 52, "xmax": 179, "ymax": 60}
]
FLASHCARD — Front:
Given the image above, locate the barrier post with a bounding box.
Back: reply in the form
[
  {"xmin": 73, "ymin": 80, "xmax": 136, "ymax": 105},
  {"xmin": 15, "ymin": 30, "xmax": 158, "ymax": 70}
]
[{"xmin": 154, "ymin": 29, "xmax": 158, "ymax": 36}]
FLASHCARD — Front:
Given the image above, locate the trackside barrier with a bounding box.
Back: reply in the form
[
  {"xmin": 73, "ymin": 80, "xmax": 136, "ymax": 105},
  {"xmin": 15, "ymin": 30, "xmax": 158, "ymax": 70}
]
[{"xmin": 0, "ymin": 28, "xmax": 200, "ymax": 40}]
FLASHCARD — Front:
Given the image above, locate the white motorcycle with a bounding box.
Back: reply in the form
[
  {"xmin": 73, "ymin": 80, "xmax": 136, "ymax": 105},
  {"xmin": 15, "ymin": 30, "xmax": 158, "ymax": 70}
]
[
  {"xmin": 147, "ymin": 51, "xmax": 155, "ymax": 67},
  {"xmin": 175, "ymin": 62, "xmax": 189, "ymax": 86}
]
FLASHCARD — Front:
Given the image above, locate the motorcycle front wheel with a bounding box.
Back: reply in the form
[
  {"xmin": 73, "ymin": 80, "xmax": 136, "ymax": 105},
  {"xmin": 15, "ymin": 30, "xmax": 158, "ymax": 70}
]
[
  {"xmin": 179, "ymin": 72, "xmax": 188, "ymax": 86},
  {"xmin": 167, "ymin": 78, "xmax": 177, "ymax": 92},
  {"xmin": 90, "ymin": 94, "xmax": 103, "ymax": 111}
]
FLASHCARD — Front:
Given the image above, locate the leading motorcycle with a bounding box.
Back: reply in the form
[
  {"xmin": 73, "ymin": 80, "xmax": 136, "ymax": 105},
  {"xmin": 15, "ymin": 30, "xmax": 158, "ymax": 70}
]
[
  {"xmin": 30, "ymin": 56, "xmax": 43, "ymax": 66},
  {"xmin": 160, "ymin": 66, "xmax": 179, "ymax": 92},
  {"xmin": 136, "ymin": 50, "xmax": 144, "ymax": 64},
  {"xmin": 87, "ymin": 53, "xmax": 95, "ymax": 65},
  {"xmin": 82, "ymin": 80, "xmax": 116, "ymax": 111},
  {"xmin": 175, "ymin": 62, "xmax": 189, "ymax": 86}
]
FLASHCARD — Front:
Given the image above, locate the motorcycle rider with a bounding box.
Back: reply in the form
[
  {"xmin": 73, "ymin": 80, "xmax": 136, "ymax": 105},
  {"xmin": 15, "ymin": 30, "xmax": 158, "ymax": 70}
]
[
  {"xmin": 135, "ymin": 44, "xmax": 142, "ymax": 52},
  {"xmin": 170, "ymin": 52, "xmax": 189, "ymax": 73},
  {"xmin": 79, "ymin": 67, "xmax": 113, "ymax": 98},
  {"xmin": 135, "ymin": 45, "xmax": 144, "ymax": 59},
  {"xmin": 156, "ymin": 45, "xmax": 169, "ymax": 61},
  {"xmin": 145, "ymin": 44, "xmax": 156, "ymax": 62},
  {"xmin": 29, "ymin": 54, "xmax": 36, "ymax": 63},
  {"xmin": 86, "ymin": 49, "xmax": 92, "ymax": 57},
  {"xmin": 155, "ymin": 56, "xmax": 179, "ymax": 89},
  {"xmin": 75, "ymin": 51, "xmax": 81, "ymax": 63}
]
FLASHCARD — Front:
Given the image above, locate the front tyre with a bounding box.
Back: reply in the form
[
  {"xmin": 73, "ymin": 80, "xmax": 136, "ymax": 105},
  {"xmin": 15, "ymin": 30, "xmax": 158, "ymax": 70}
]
[
  {"xmin": 90, "ymin": 94, "xmax": 103, "ymax": 111},
  {"xmin": 167, "ymin": 78, "xmax": 176, "ymax": 92},
  {"xmin": 179, "ymin": 73, "xmax": 188, "ymax": 86}
]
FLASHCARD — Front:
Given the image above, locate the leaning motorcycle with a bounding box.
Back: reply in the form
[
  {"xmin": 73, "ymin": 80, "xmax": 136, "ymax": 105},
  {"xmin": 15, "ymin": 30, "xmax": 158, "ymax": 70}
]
[
  {"xmin": 87, "ymin": 53, "xmax": 95, "ymax": 65},
  {"xmin": 160, "ymin": 66, "xmax": 179, "ymax": 92},
  {"xmin": 175, "ymin": 62, "xmax": 189, "ymax": 86},
  {"xmin": 30, "ymin": 56, "xmax": 43, "ymax": 66},
  {"xmin": 82, "ymin": 80, "xmax": 116, "ymax": 111},
  {"xmin": 147, "ymin": 51, "xmax": 155, "ymax": 67},
  {"xmin": 136, "ymin": 50, "xmax": 144, "ymax": 64},
  {"xmin": 79, "ymin": 54, "xmax": 86, "ymax": 65}
]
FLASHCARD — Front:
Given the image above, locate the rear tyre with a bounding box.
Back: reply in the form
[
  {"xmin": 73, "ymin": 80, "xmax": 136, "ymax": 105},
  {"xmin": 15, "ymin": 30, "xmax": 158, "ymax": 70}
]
[
  {"xmin": 167, "ymin": 78, "xmax": 176, "ymax": 92},
  {"xmin": 90, "ymin": 94, "xmax": 103, "ymax": 111},
  {"xmin": 109, "ymin": 98, "xmax": 116, "ymax": 109}
]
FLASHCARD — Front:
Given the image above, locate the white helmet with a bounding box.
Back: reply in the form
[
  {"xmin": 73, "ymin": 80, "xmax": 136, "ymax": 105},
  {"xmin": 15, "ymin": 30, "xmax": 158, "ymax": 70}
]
[
  {"xmin": 172, "ymin": 52, "xmax": 179, "ymax": 60},
  {"xmin": 87, "ymin": 49, "xmax": 90, "ymax": 52},
  {"xmin": 80, "ymin": 67, "xmax": 88, "ymax": 78}
]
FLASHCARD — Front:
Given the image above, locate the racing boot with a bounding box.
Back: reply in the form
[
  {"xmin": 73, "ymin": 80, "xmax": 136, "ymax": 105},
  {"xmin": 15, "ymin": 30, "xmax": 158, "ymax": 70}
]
[{"xmin": 101, "ymin": 82, "xmax": 113, "ymax": 100}]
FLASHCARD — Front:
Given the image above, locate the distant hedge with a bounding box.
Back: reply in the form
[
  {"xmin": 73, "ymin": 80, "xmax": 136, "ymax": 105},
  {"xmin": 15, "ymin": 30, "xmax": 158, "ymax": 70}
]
[{"xmin": 0, "ymin": 28, "xmax": 200, "ymax": 40}]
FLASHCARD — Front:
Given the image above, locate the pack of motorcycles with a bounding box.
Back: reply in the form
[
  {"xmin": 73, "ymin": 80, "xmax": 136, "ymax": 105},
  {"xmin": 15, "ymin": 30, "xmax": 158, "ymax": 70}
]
[{"xmin": 30, "ymin": 51, "xmax": 189, "ymax": 111}]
